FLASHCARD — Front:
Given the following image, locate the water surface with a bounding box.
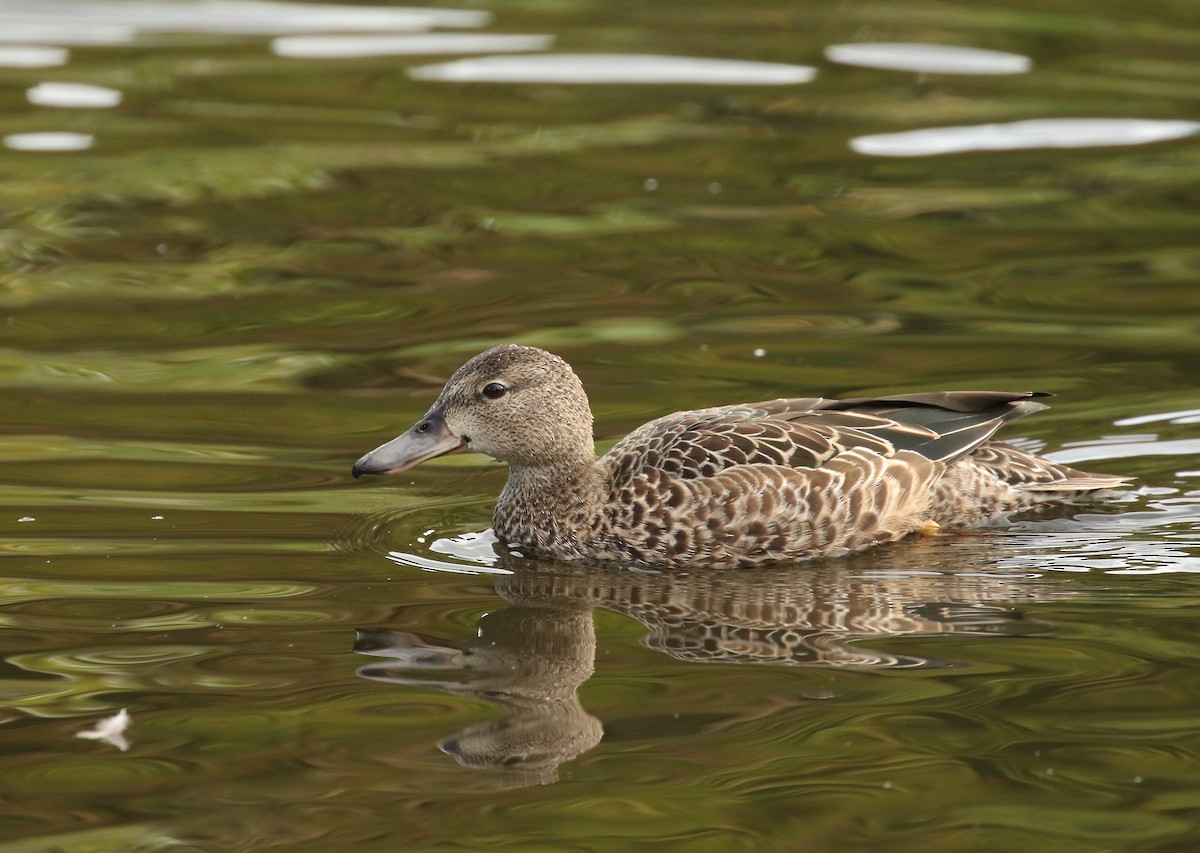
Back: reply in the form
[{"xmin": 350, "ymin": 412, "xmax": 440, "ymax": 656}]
[{"xmin": 2, "ymin": 0, "xmax": 1199, "ymax": 850}]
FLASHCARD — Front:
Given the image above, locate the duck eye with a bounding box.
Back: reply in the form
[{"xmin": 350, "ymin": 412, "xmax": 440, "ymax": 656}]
[{"xmin": 482, "ymin": 382, "xmax": 508, "ymax": 400}]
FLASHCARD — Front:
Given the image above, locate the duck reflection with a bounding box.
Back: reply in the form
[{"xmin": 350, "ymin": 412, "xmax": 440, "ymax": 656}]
[
  {"xmin": 355, "ymin": 544, "xmax": 1063, "ymax": 785},
  {"xmin": 356, "ymin": 594, "xmax": 601, "ymax": 788}
]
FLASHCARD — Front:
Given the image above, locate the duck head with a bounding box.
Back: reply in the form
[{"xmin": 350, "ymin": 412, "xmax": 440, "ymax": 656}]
[{"xmin": 352, "ymin": 344, "xmax": 596, "ymax": 478}]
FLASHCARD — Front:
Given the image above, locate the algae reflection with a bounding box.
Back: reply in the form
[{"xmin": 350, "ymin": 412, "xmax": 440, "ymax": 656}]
[{"xmin": 355, "ymin": 547, "xmax": 1064, "ymax": 786}]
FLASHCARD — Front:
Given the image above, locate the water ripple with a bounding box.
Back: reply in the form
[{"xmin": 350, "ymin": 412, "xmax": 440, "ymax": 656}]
[{"xmin": 0, "ymin": 578, "xmax": 314, "ymax": 603}]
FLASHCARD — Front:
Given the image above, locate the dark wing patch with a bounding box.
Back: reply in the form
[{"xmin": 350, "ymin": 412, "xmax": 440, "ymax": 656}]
[
  {"xmin": 830, "ymin": 391, "xmax": 1052, "ymax": 413},
  {"xmin": 820, "ymin": 391, "xmax": 1051, "ymax": 463}
]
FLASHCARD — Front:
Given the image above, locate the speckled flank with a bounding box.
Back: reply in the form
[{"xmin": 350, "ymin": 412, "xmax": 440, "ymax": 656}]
[{"xmin": 356, "ymin": 345, "xmax": 1130, "ymax": 568}]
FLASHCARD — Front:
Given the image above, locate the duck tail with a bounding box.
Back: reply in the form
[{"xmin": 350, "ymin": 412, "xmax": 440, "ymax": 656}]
[{"xmin": 969, "ymin": 442, "xmax": 1132, "ymax": 494}]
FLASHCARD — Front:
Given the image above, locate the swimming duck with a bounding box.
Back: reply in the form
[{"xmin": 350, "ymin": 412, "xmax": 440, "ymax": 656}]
[{"xmin": 352, "ymin": 345, "xmax": 1127, "ymax": 568}]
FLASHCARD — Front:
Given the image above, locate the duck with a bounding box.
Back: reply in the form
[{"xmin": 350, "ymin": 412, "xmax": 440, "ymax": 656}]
[{"xmin": 352, "ymin": 344, "xmax": 1128, "ymax": 568}]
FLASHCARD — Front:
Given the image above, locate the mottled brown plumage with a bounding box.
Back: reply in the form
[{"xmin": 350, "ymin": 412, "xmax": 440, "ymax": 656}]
[{"xmin": 353, "ymin": 345, "xmax": 1129, "ymax": 568}]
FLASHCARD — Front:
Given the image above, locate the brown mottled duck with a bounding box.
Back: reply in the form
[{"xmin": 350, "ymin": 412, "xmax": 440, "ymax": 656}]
[{"xmin": 352, "ymin": 345, "xmax": 1128, "ymax": 568}]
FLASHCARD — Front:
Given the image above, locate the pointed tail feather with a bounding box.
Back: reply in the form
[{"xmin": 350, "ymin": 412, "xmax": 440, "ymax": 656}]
[{"xmin": 1017, "ymin": 474, "xmax": 1132, "ymax": 492}]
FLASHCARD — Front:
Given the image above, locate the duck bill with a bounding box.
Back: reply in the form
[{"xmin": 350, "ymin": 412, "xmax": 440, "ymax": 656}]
[{"xmin": 352, "ymin": 409, "xmax": 468, "ymax": 478}]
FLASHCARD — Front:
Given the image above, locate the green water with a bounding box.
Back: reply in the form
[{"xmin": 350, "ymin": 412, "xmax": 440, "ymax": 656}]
[{"xmin": 2, "ymin": 0, "xmax": 1200, "ymax": 850}]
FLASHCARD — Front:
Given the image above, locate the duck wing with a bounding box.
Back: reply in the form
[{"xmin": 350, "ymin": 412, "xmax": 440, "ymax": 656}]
[{"xmin": 604, "ymin": 391, "xmax": 1050, "ymax": 482}]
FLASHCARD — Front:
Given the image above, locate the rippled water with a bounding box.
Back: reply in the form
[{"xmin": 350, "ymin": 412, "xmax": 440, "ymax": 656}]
[{"xmin": 2, "ymin": 0, "xmax": 1199, "ymax": 850}]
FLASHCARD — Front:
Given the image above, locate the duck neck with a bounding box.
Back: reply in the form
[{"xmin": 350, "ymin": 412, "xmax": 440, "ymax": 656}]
[
  {"xmin": 495, "ymin": 458, "xmax": 604, "ymax": 555},
  {"xmin": 501, "ymin": 457, "xmax": 602, "ymax": 507}
]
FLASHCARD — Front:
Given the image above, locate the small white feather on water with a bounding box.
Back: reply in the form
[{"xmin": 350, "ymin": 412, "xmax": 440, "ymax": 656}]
[{"xmin": 75, "ymin": 708, "xmax": 131, "ymax": 751}]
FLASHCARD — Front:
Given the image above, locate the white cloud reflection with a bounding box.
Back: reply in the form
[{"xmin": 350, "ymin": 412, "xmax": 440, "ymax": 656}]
[
  {"xmin": 272, "ymin": 33, "xmax": 552, "ymax": 59},
  {"xmin": 3, "ymin": 131, "xmax": 95, "ymax": 151},
  {"xmin": 27, "ymin": 82, "xmax": 123, "ymax": 108},
  {"xmin": 0, "ymin": 1, "xmax": 488, "ymax": 41},
  {"xmin": 0, "ymin": 23, "xmax": 135, "ymax": 46},
  {"xmin": 0, "ymin": 44, "xmax": 69, "ymax": 66},
  {"xmin": 410, "ymin": 53, "xmax": 818, "ymax": 85},
  {"xmin": 826, "ymin": 43, "xmax": 1031, "ymax": 75},
  {"xmin": 1046, "ymin": 437, "xmax": 1200, "ymax": 466},
  {"xmin": 852, "ymin": 118, "xmax": 1200, "ymax": 157}
]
